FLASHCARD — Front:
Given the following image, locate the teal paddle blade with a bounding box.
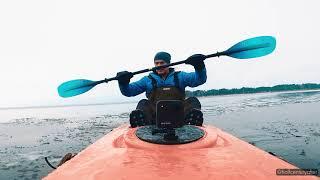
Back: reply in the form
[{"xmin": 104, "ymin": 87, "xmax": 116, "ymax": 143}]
[
  {"xmin": 58, "ymin": 79, "xmax": 97, "ymax": 98},
  {"xmin": 224, "ymin": 36, "xmax": 276, "ymax": 59}
]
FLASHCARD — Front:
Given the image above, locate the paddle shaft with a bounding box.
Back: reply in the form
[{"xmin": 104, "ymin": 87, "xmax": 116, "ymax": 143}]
[
  {"xmin": 101, "ymin": 51, "xmax": 225, "ymax": 84},
  {"xmin": 79, "ymin": 40, "xmax": 274, "ymax": 86},
  {"xmin": 93, "ymin": 45, "xmax": 266, "ymax": 85}
]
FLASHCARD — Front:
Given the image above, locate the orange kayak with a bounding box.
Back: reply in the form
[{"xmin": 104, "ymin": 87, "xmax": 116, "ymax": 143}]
[{"xmin": 43, "ymin": 124, "xmax": 318, "ymax": 180}]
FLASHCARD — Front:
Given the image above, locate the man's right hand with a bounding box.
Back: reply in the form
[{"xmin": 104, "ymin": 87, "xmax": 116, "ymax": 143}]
[{"xmin": 116, "ymin": 71, "xmax": 133, "ymax": 85}]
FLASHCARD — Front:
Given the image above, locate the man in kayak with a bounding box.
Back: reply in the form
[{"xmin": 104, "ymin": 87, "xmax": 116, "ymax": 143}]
[{"xmin": 116, "ymin": 52, "xmax": 207, "ymax": 127}]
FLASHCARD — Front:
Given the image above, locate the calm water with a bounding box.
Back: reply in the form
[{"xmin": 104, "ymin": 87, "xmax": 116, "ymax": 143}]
[{"xmin": 1, "ymin": 90, "xmax": 320, "ymax": 179}]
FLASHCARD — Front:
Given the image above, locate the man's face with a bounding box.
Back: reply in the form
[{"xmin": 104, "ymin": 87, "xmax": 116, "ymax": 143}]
[{"xmin": 154, "ymin": 60, "xmax": 169, "ymax": 76}]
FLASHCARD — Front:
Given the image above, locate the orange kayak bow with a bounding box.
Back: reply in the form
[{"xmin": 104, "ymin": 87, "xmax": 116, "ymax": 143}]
[{"xmin": 43, "ymin": 124, "xmax": 318, "ymax": 180}]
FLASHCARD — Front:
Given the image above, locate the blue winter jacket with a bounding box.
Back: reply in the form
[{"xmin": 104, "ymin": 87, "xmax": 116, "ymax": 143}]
[{"xmin": 119, "ymin": 68, "xmax": 207, "ymax": 97}]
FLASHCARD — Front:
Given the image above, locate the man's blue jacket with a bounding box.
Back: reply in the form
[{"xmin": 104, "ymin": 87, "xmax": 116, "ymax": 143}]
[{"xmin": 119, "ymin": 68, "xmax": 207, "ymax": 97}]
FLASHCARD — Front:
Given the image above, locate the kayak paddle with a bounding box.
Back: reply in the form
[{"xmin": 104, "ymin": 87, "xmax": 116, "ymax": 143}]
[{"xmin": 58, "ymin": 36, "xmax": 276, "ymax": 98}]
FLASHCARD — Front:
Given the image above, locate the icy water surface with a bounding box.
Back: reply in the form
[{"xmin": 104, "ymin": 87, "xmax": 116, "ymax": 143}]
[{"xmin": 0, "ymin": 90, "xmax": 320, "ymax": 179}]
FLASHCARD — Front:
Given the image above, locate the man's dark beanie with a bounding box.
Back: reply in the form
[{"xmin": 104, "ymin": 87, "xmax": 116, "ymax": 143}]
[{"xmin": 154, "ymin": 52, "xmax": 171, "ymax": 64}]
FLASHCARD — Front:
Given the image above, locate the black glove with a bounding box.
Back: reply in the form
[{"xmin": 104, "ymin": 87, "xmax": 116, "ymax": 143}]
[
  {"xmin": 116, "ymin": 71, "xmax": 133, "ymax": 85},
  {"xmin": 185, "ymin": 54, "xmax": 206, "ymax": 71}
]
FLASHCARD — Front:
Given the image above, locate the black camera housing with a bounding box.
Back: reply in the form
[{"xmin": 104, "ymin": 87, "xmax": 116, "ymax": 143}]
[{"xmin": 156, "ymin": 100, "xmax": 184, "ymax": 129}]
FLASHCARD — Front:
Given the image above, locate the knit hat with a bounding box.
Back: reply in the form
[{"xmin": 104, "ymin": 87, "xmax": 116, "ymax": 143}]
[{"xmin": 154, "ymin": 52, "xmax": 171, "ymax": 64}]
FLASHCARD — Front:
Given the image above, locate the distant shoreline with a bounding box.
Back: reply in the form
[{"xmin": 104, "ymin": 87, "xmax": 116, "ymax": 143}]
[
  {"xmin": 195, "ymin": 89, "xmax": 320, "ymax": 99},
  {"xmin": 1, "ymin": 83, "xmax": 320, "ymax": 110},
  {"xmin": 186, "ymin": 83, "xmax": 320, "ymax": 98}
]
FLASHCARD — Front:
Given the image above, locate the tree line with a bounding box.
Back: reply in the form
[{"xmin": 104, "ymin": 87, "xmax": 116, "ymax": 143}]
[{"xmin": 186, "ymin": 83, "xmax": 320, "ymax": 97}]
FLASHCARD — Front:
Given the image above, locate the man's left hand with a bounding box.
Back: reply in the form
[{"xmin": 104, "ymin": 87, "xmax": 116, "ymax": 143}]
[{"xmin": 185, "ymin": 54, "xmax": 206, "ymax": 70}]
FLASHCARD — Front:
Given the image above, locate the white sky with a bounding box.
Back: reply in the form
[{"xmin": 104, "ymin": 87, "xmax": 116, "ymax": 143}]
[{"xmin": 0, "ymin": 0, "xmax": 319, "ymax": 108}]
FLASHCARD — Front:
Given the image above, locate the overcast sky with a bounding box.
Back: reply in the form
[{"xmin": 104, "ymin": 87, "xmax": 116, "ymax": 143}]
[{"xmin": 0, "ymin": 0, "xmax": 319, "ymax": 108}]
